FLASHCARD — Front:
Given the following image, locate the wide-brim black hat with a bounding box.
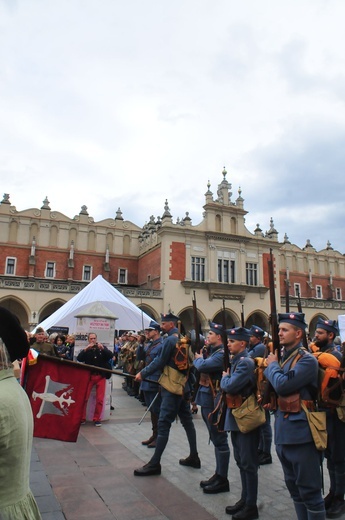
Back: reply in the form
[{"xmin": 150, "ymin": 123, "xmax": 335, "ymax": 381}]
[{"xmin": 0, "ymin": 306, "xmax": 30, "ymax": 361}]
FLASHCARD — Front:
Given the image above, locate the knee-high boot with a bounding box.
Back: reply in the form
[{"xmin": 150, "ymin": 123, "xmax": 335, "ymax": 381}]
[{"xmin": 151, "ymin": 411, "xmax": 158, "ymax": 441}]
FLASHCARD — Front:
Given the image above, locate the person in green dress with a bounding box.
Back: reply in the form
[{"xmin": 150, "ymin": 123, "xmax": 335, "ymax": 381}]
[{"xmin": 0, "ymin": 307, "xmax": 42, "ymax": 520}]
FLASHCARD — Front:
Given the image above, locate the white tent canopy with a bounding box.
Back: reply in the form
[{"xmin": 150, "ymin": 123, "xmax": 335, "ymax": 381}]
[{"xmin": 36, "ymin": 275, "xmax": 152, "ymax": 334}]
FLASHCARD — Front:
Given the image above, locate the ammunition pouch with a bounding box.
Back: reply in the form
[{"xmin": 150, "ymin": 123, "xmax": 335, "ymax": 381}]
[
  {"xmin": 277, "ymin": 393, "xmax": 301, "ymax": 413},
  {"xmin": 226, "ymin": 394, "xmax": 243, "ymax": 409}
]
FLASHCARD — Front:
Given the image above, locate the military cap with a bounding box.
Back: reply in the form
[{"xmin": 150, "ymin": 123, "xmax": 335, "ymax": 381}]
[
  {"xmin": 226, "ymin": 327, "xmax": 251, "ymax": 342},
  {"xmin": 0, "ymin": 306, "xmax": 30, "ymax": 362},
  {"xmin": 35, "ymin": 326, "xmax": 45, "ymax": 334},
  {"xmin": 278, "ymin": 312, "xmax": 307, "ymax": 330},
  {"xmin": 160, "ymin": 312, "xmax": 179, "ymax": 322},
  {"xmin": 145, "ymin": 320, "xmax": 161, "ymax": 331},
  {"xmin": 249, "ymin": 325, "xmax": 265, "ymax": 339},
  {"xmin": 316, "ymin": 318, "xmax": 339, "ymax": 336},
  {"xmin": 209, "ymin": 322, "xmax": 224, "ymax": 335}
]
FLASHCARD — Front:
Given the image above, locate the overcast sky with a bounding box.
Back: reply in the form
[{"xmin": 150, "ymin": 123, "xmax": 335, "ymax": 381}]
[{"xmin": 1, "ymin": 0, "xmax": 345, "ymax": 253}]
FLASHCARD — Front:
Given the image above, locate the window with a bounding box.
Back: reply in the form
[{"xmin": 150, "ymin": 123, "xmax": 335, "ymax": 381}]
[
  {"xmin": 191, "ymin": 257, "xmax": 205, "ymax": 282},
  {"xmin": 218, "ymin": 259, "xmax": 235, "ymax": 283},
  {"xmin": 5, "ymin": 257, "xmax": 16, "ymax": 275},
  {"xmin": 336, "ymin": 288, "xmax": 342, "ymax": 300},
  {"xmin": 294, "ymin": 283, "xmax": 301, "ymax": 298},
  {"xmin": 316, "ymin": 285, "xmax": 323, "ymax": 299},
  {"xmin": 83, "ymin": 265, "xmax": 92, "ymax": 281},
  {"xmin": 118, "ymin": 268, "xmax": 128, "ymax": 284},
  {"xmin": 45, "ymin": 261, "xmax": 55, "ymax": 278},
  {"xmin": 246, "ymin": 263, "xmax": 257, "ymax": 286}
]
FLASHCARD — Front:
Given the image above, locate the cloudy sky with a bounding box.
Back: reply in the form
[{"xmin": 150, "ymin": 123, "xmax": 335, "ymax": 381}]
[{"xmin": 1, "ymin": 0, "xmax": 344, "ymax": 252}]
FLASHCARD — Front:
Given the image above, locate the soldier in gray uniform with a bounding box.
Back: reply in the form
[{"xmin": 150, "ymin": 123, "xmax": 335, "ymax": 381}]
[
  {"xmin": 265, "ymin": 312, "xmax": 325, "ymax": 520},
  {"xmin": 193, "ymin": 322, "xmax": 230, "ymax": 494},
  {"xmin": 133, "ymin": 313, "xmax": 199, "ymax": 476},
  {"xmin": 221, "ymin": 327, "xmax": 259, "ymax": 520}
]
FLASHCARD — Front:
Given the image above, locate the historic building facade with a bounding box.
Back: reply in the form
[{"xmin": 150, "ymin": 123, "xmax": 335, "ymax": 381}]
[{"xmin": 0, "ymin": 169, "xmax": 344, "ymax": 336}]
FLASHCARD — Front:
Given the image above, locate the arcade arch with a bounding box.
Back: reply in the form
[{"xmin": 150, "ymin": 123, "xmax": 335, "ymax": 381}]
[
  {"xmin": 39, "ymin": 299, "xmax": 67, "ymax": 324},
  {"xmin": 0, "ymin": 297, "xmax": 30, "ymax": 330}
]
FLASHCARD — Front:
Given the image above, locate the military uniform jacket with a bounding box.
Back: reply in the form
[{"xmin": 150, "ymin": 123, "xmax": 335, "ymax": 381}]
[
  {"xmin": 264, "ymin": 344, "xmax": 318, "ymax": 445},
  {"xmin": 140, "ymin": 327, "xmax": 180, "ymax": 380},
  {"xmin": 220, "ymin": 350, "xmax": 256, "ymax": 432},
  {"xmin": 193, "ymin": 346, "xmax": 224, "ymax": 408},
  {"xmin": 136, "ymin": 337, "xmax": 163, "ymax": 391},
  {"xmin": 248, "ymin": 341, "xmax": 266, "ymax": 358},
  {"xmin": 32, "ymin": 341, "xmax": 56, "ymax": 356}
]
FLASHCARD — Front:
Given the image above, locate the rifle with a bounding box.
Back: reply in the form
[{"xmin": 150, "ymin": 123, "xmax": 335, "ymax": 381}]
[
  {"xmin": 192, "ymin": 290, "xmax": 201, "ymax": 354},
  {"xmin": 295, "ymin": 285, "xmax": 309, "ymax": 350},
  {"xmin": 215, "ymin": 300, "xmax": 230, "ymax": 432},
  {"xmin": 222, "ymin": 299, "xmax": 230, "ymax": 371},
  {"xmin": 32, "ymin": 354, "xmax": 159, "ymax": 384},
  {"xmin": 241, "ymin": 304, "xmax": 245, "ymax": 327},
  {"xmin": 261, "ymin": 249, "xmax": 280, "ymax": 407},
  {"xmin": 285, "ymin": 269, "xmax": 290, "ymax": 312}
]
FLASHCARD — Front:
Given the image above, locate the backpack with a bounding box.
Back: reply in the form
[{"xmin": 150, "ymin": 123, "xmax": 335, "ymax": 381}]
[
  {"xmin": 173, "ymin": 336, "xmax": 191, "ymax": 371},
  {"xmin": 309, "ymin": 348, "xmax": 345, "ymax": 406}
]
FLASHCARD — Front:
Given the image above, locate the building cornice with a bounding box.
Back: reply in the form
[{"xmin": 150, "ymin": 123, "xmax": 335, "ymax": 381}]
[{"xmin": 181, "ymin": 280, "xmax": 268, "ymax": 302}]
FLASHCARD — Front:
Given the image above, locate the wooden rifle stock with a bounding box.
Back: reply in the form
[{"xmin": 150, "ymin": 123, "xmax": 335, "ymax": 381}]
[
  {"xmin": 296, "ymin": 286, "xmax": 309, "ymax": 350},
  {"xmin": 285, "ymin": 270, "xmax": 290, "ymax": 312},
  {"xmin": 192, "ymin": 291, "xmax": 201, "ymax": 354},
  {"xmin": 191, "ymin": 291, "xmax": 201, "ymax": 404},
  {"xmin": 217, "ymin": 300, "xmax": 229, "ymax": 432},
  {"xmin": 261, "ymin": 249, "xmax": 279, "ymax": 407},
  {"xmin": 222, "ymin": 299, "xmax": 230, "ymax": 371}
]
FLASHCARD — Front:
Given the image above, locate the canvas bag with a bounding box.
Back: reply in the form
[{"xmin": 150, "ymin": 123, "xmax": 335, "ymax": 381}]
[
  {"xmin": 158, "ymin": 365, "xmax": 187, "ymax": 396},
  {"xmin": 232, "ymin": 393, "xmax": 266, "ymax": 433},
  {"xmin": 301, "ymin": 402, "xmax": 327, "ymax": 451}
]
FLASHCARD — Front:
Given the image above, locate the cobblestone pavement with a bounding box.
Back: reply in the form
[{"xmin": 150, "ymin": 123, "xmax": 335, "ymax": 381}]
[{"xmin": 31, "ymin": 374, "xmax": 330, "ymax": 520}]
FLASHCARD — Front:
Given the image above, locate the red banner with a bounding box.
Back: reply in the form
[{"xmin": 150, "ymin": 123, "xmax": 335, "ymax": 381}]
[{"xmin": 24, "ymin": 356, "xmax": 91, "ymax": 442}]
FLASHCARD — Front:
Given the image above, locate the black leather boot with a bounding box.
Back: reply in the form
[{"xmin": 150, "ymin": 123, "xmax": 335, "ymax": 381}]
[
  {"xmin": 225, "ymin": 499, "xmax": 246, "ymax": 515},
  {"xmin": 203, "ymin": 475, "xmax": 229, "ymax": 494},
  {"xmin": 232, "ymin": 504, "xmax": 259, "ymax": 520},
  {"xmin": 133, "ymin": 462, "xmax": 161, "ymax": 476},
  {"xmin": 179, "ymin": 454, "xmax": 201, "ymax": 468},
  {"xmin": 200, "ymin": 473, "xmax": 217, "ymax": 488}
]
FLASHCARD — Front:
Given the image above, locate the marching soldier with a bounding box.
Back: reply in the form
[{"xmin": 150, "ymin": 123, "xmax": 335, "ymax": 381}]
[
  {"xmin": 265, "ymin": 313, "xmax": 325, "ymax": 520},
  {"xmin": 220, "ymin": 327, "xmax": 259, "ymax": 520},
  {"xmin": 133, "ymin": 312, "xmax": 199, "ymax": 476},
  {"xmin": 313, "ymin": 318, "xmax": 345, "ymax": 518},
  {"xmin": 193, "ymin": 322, "xmax": 230, "ymax": 494}
]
